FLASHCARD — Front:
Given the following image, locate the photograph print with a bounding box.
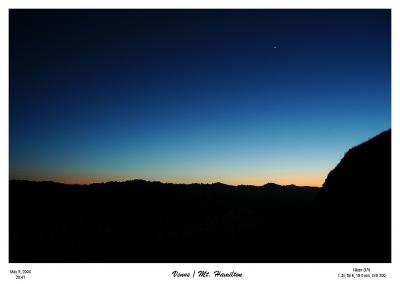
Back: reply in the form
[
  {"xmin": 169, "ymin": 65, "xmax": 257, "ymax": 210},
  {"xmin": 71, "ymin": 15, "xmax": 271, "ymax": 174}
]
[{"xmin": 9, "ymin": 9, "xmax": 391, "ymax": 263}]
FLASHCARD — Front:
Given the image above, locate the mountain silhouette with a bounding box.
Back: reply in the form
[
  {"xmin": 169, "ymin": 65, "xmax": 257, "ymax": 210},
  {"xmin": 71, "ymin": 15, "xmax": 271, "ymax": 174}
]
[{"xmin": 9, "ymin": 130, "xmax": 391, "ymax": 263}]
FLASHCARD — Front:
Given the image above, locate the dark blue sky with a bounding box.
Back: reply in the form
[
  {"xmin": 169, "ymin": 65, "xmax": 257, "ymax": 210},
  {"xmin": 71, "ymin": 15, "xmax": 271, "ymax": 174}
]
[{"xmin": 10, "ymin": 10, "xmax": 391, "ymax": 185}]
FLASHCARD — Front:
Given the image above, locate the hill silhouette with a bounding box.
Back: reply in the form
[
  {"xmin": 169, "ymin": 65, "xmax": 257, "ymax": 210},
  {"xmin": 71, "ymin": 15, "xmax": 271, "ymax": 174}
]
[
  {"xmin": 9, "ymin": 180, "xmax": 319, "ymax": 262},
  {"xmin": 316, "ymin": 129, "xmax": 391, "ymax": 262},
  {"xmin": 9, "ymin": 130, "xmax": 391, "ymax": 263}
]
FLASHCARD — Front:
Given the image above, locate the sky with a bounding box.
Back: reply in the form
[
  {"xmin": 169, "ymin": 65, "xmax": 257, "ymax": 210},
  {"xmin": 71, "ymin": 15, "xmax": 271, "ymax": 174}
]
[{"xmin": 9, "ymin": 10, "xmax": 391, "ymax": 186}]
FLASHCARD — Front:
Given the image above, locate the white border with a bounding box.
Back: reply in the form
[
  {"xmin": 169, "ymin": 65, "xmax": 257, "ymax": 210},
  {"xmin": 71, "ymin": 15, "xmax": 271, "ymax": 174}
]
[{"xmin": 1, "ymin": 1, "xmax": 399, "ymax": 284}]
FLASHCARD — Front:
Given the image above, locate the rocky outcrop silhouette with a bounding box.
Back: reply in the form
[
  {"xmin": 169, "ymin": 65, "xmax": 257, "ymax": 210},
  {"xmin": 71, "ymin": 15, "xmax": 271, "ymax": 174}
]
[
  {"xmin": 323, "ymin": 129, "xmax": 390, "ymax": 197},
  {"xmin": 316, "ymin": 129, "xmax": 391, "ymax": 262}
]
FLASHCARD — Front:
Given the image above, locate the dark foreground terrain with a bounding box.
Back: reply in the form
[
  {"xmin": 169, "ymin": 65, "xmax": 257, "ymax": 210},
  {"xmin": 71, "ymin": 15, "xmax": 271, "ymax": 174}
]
[{"xmin": 9, "ymin": 130, "xmax": 391, "ymax": 263}]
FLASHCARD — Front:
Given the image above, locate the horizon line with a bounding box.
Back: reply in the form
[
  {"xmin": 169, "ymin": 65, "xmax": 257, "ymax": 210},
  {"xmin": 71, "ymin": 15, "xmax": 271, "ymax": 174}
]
[{"xmin": 9, "ymin": 178, "xmax": 322, "ymax": 188}]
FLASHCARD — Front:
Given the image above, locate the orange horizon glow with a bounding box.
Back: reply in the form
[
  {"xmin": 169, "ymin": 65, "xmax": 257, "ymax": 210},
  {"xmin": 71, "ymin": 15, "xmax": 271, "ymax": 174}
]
[{"xmin": 9, "ymin": 175, "xmax": 324, "ymax": 187}]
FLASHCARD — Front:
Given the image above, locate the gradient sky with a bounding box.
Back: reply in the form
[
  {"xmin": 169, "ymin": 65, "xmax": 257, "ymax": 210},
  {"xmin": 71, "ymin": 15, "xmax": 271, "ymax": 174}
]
[{"xmin": 9, "ymin": 10, "xmax": 391, "ymax": 186}]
